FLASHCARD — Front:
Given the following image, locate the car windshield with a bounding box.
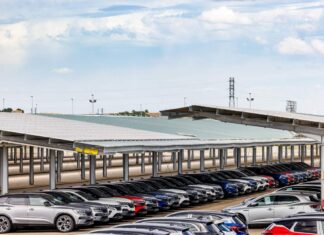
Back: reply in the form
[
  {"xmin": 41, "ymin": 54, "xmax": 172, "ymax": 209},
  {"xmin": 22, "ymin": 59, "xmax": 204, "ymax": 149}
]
[
  {"xmin": 148, "ymin": 180, "xmax": 166, "ymax": 189},
  {"xmin": 175, "ymin": 177, "xmax": 191, "ymax": 185},
  {"xmin": 94, "ymin": 187, "xmax": 114, "ymax": 196},
  {"xmin": 241, "ymin": 169, "xmax": 257, "ymax": 176},
  {"xmin": 45, "ymin": 192, "xmax": 72, "ymax": 203},
  {"xmin": 126, "ymin": 184, "xmax": 142, "ymax": 193},
  {"xmin": 75, "ymin": 189, "xmax": 99, "ymax": 200},
  {"xmin": 136, "ymin": 182, "xmax": 156, "ymax": 192},
  {"xmin": 211, "ymin": 174, "xmax": 226, "ymax": 180},
  {"xmin": 104, "ymin": 186, "xmax": 123, "ymax": 196},
  {"xmin": 116, "ymin": 184, "xmax": 133, "ymax": 194},
  {"xmin": 231, "ymin": 171, "xmax": 247, "ymax": 177},
  {"xmin": 167, "ymin": 178, "xmax": 185, "ymax": 187},
  {"xmin": 185, "ymin": 176, "xmax": 202, "ymax": 184}
]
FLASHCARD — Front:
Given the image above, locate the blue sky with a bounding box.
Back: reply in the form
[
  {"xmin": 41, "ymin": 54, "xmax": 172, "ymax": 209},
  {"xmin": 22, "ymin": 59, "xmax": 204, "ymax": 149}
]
[{"xmin": 1, "ymin": 0, "xmax": 324, "ymax": 114}]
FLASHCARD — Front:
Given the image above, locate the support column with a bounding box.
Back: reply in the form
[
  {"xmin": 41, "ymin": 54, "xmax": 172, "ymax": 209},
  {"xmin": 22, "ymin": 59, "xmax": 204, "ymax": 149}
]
[
  {"xmin": 158, "ymin": 152, "xmax": 162, "ymax": 172},
  {"xmin": 19, "ymin": 147, "xmax": 24, "ymax": 173},
  {"xmin": 244, "ymin": 148, "xmax": 248, "ymax": 166},
  {"xmin": 278, "ymin": 146, "xmax": 283, "ymax": 163},
  {"xmin": 122, "ymin": 153, "xmax": 129, "ymax": 181},
  {"xmin": 56, "ymin": 151, "xmax": 62, "ymax": 183},
  {"xmin": 76, "ymin": 153, "xmax": 81, "ymax": 169},
  {"xmin": 49, "ymin": 149, "xmax": 56, "ymax": 190},
  {"xmin": 13, "ymin": 148, "xmax": 17, "ymax": 164},
  {"xmin": 172, "ymin": 152, "xmax": 177, "ymax": 170},
  {"xmin": 310, "ymin": 145, "xmax": 315, "ymax": 167},
  {"xmin": 235, "ymin": 148, "xmax": 241, "ymax": 168},
  {"xmin": 141, "ymin": 153, "xmax": 145, "ymax": 174},
  {"xmin": 262, "ymin": 146, "xmax": 265, "ymax": 162},
  {"xmin": 219, "ymin": 149, "xmax": 225, "ymax": 170},
  {"xmin": 89, "ymin": 155, "xmax": 96, "ymax": 184},
  {"xmin": 290, "ymin": 145, "xmax": 295, "ymax": 162},
  {"xmin": 252, "ymin": 146, "xmax": 257, "ymax": 166},
  {"xmin": 224, "ymin": 149, "xmax": 228, "ymax": 166},
  {"xmin": 320, "ymin": 137, "xmax": 324, "ymax": 210},
  {"xmin": 285, "ymin": 146, "xmax": 288, "ymax": 159},
  {"xmin": 187, "ymin": 150, "xmax": 191, "ymax": 169},
  {"xmin": 40, "ymin": 148, "xmax": 44, "ymax": 172},
  {"xmin": 266, "ymin": 146, "xmax": 272, "ymax": 165},
  {"xmin": 81, "ymin": 153, "xmax": 86, "ymax": 180},
  {"xmin": 178, "ymin": 149, "xmax": 184, "ymax": 175},
  {"xmin": 301, "ymin": 145, "xmax": 306, "ymax": 162},
  {"xmin": 29, "ymin": 146, "xmax": 34, "ymax": 185},
  {"xmin": 0, "ymin": 147, "xmax": 8, "ymax": 195},
  {"xmin": 108, "ymin": 155, "xmax": 112, "ymax": 166},
  {"xmin": 152, "ymin": 152, "xmax": 158, "ymax": 177},
  {"xmin": 200, "ymin": 150, "xmax": 205, "ymax": 172},
  {"xmin": 103, "ymin": 155, "xmax": 107, "ymax": 177}
]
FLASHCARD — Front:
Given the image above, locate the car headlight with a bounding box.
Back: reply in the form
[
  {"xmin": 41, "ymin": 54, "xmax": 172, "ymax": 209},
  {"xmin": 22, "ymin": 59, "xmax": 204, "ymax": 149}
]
[{"xmin": 74, "ymin": 209, "xmax": 88, "ymax": 215}]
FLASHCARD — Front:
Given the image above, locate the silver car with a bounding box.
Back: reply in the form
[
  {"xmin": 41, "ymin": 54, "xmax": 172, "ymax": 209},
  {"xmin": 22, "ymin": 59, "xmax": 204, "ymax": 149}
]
[
  {"xmin": 222, "ymin": 191, "xmax": 319, "ymax": 225},
  {"xmin": 0, "ymin": 193, "xmax": 93, "ymax": 233}
]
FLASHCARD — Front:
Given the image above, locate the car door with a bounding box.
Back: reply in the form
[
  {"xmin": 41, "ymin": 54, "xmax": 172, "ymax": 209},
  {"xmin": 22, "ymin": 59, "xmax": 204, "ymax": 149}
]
[
  {"xmin": 247, "ymin": 195, "xmax": 275, "ymax": 224},
  {"xmin": 27, "ymin": 195, "xmax": 55, "ymax": 225},
  {"xmin": 5, "ymin": 195, "xmax": 29, "ymax": 224},
  {"xmin": 273, "ymin": 195, "xmax": 300, "ymax": 219}
]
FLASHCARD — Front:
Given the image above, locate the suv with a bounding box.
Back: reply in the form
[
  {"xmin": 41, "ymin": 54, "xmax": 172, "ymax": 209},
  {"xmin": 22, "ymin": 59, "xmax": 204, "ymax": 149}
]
[{"xmin": 0, "ymin": 193, "xmax": 93, "ymax": 233}]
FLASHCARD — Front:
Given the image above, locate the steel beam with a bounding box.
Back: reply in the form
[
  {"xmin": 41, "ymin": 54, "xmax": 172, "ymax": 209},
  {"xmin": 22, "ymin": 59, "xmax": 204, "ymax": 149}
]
[
  {"xmin": 40, "ymin": 148, "xmax": 44, "ymax": 172},
  {"xmin": 178, "ymin": 149, "xmax": 184, "ymax": 174},
  {"xmin": 200, "ymin": 150, "xmax": 205, "ymax": 172},
  {"xmin": 89, "ymin": 155, "xmax": 96, "ymax": 184},
  {"xmin": 29, "ymin": 146, "xmax": 34, "ymax": 185},
  {"xmin": 49, "ymin": 149, "xmax": 56, "ymax": 190},
  {"xmin": 152, "ymin": 152, "xmax": 158, "ymax": 177},
  {"xmin": 0, "ymin": 147, "xmax": 8, "ymax": 195}
]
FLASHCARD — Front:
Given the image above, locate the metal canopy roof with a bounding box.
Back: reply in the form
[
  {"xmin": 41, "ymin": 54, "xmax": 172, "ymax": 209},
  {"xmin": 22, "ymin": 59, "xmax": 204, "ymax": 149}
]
[{"xmin": 161, "ymin": 105, "xmax": 324, "ymax": 136}]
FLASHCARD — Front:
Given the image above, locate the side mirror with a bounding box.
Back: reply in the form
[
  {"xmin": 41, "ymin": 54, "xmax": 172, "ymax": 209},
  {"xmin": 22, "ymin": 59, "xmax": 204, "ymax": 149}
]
[{"xmin": 44, "ymin": 201, "xmax": 51, "ymax": 207}]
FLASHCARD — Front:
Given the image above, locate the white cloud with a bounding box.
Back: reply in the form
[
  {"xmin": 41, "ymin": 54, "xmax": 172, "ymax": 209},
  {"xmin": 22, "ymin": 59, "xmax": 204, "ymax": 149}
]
[
  {"xmin": 311, "ymin": 39, "xmax": 324, "ymax": 54},
  {"xmin": 255, "ymin": 36, "xmax": 267, "ymax": 45},
  {"xmin": 53, "ymin": 67, "xmax": 73, "ymax": 74},
  {"xmin": 200, "ymin": 6, "xmax": 251, "ymax": 25},
  {"xmin": 277, "ymin": 37, "xmax": 314, "ymax": 55}
]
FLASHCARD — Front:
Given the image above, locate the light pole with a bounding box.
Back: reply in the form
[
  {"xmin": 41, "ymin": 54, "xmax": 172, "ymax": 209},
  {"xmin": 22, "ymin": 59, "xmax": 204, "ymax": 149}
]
[
  {"xmin": 89, "ymin": 94, "xmax": 97, "ymax": 114},
  {"xmin": 71, "ymin": 98, "xmax": 74, "ymax": 115},
  {"xmin": 30, "ymin": 96, "xmax": 34, "ymax": 114},
  {"xmin": 246, "ymin": 93, "xmax": 254, "ymax": 109}
]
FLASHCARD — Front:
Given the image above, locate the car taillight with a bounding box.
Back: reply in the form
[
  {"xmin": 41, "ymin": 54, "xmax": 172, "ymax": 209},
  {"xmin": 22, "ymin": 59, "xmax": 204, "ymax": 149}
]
[{"xmin": 309, "ymin": 204, "xmax": 319, "ymax": 209}]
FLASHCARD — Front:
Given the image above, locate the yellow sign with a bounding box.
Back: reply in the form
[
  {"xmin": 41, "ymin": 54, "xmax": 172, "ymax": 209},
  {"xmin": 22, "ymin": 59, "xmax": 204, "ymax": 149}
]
[{"xmin": 75, "ymin": 147, "xmax": 99, "ymax": 155}]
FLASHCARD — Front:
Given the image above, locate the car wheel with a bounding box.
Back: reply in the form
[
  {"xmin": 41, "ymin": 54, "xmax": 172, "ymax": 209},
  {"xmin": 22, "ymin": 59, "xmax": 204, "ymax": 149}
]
[
  {"xmin": 0, "ymin": 215, "xmax": 11, "ymax": 233},
  {"xmin": 56, "ymin": 214, "xmax": 75, "ymax": 233}
]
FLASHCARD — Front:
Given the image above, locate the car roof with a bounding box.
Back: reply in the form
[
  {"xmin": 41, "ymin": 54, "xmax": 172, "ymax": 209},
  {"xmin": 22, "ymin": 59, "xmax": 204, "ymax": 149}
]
[
  {"xmin": 288, "ymin": 212, "xmax": 324, "ymax": 218},
  {"xmin": 115, "ymin": 223, "xmax": 189, "ymax": 231},
  {"xmin": 275, "ymin": 216, "xmax": 324, "ymax": 222},
  {"xmin": 138, "ymin": 217, "xmax": 213, "ymax": 224},
  {"xmin": 0, "ymin": 193, "xmax": 46, "ymax": 197},
  {"xmin": 90, "ymin": 228, "xmax": 169, "ymax": 235},
  {"xmin": 167, "ymin": 210, "xmax": 236, "ymax": 217},
  {"xmin": 270, "ymin": 191, "xmax": 317, "ymax": 196}
]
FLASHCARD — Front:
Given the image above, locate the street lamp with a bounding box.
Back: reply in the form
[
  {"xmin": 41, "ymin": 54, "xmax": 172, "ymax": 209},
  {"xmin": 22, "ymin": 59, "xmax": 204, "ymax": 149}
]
[
  {"xmin": 246, "ymin": 93, "xmax": 255, "ymax": 109},
  {"xmin": 89, "ymin": 94, "xmax": 97, "ymax": 114},
  {"xmin": 30, "ymin": 96, "xmax": 34, "ymax": 114}
]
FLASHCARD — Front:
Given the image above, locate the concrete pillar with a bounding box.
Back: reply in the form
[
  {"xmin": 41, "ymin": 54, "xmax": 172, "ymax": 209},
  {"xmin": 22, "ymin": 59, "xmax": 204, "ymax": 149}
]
[
  {"xmin": 285, "ymin": 146, "xmax": 288, "ymax": 159},
  {"xmin": 19, "ymin": 147, "xmax": 24, "ymax": 173},
  {"xmin": 252, "ymin": 146, "xmax": 257, "ymax": 166},
  {"xmin": 40, "ymin": 148, "xmax": 44, "ymax": 172},
  {"xmin": 152, "ymin": 152, "xmax": 158, "ymax": 177},
  {"xmin": 200, "ymin": 150, "xmax": 205, "ymax": 172},
  {"xmin": 108, "ymin": 155, "xmax": 112, "ymax": 166},
  {"xmin": 0, "ymin": 147, "xmax": 8, "ymax": 195},
  {"xmin": 24, "ymin": 146, "xmax": 27, "ymax": 160},
  {"xmin": 81, "ymin": 153, "xmax": 86, "ymax": 180},
  {"xmin": 212, "ymin": 148, "xmax": 216, "ymax": 166},
  {"xmin": 301, "ymin": 145, "xmax": 306, "ymax": 162},
  {"xmin": 13, "ymin": 147, "xmax": 17, "ymax": 164},
  {"xmin": 278, "ymin": 146, "xmax": 283, "ymax": 163},
  {"xmin": 103, "ymin": 155, "xmax": 107, "ymax": 177},
  {"xmin": 244, "ymin": 148, "xmax": 248, "ymax": 166},
  {"xmin": 49, "ymin": 149, "xmax": 56, "ymax": 190},
  {"xmin": 178, "ymin": 149, "xmax": 184, "ymax": 175},
  {"xmin": 29, "ymin": 146, "xmax": 34, "ymax": 185},
  {"xmin": 76, "ymin": 153, "xmax": 81, "ymax": 169},
  {"xmin": 187, "ymin": 150, "xmax": 191, "ymax": 169},
  {"xmin": 290, "ymin": 145, "xmax": 295, "ymax": 162},
  {"xmin": 219, "ymin": 149, "xmax": 225, "ymax": 170},
  {"xmin": 224, "ymin": 149, "xmax": 228, "ymax": 166},
  {"xmin": 89, "ymin": 155, "xmax": 96, "ymax": 184},
  {"xmin": 141, "ymin": 153, "xmax": 145, "ymax": 173},
  {"xmin": 172, "ymin": 152, "xmax": 177, "ymax": 170},
  {"xmin": 135, "ymin": 154, "xmax": 140, "ymax": 165}
]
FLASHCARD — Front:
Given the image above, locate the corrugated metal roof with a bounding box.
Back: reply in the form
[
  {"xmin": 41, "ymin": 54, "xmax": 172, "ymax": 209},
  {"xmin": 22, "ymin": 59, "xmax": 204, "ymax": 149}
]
[
  {"xmin": 0, "ymin": 113, "xmax": 190, "ymax": 142},
  {"xmin": 44, "ymin": 114, "xmax": 295, "ymax": 140}
]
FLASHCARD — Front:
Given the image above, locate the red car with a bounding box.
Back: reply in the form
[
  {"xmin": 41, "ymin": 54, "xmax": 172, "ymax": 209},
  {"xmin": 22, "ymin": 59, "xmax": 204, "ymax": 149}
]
[
  {"xmin": 263, "ymin": 216, "xmax": 323, "ymax": 235},
  {"xmin": 117, "ymin": 195, "xmax": 148, "ymax": 215}
]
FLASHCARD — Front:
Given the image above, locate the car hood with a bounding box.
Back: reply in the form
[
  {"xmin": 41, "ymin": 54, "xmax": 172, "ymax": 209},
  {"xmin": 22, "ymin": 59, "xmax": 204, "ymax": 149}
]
[
  {"xmin": 159, "ymin": 189, "xmax": 187, "ymax": 194},
  {"xmin": 100, "ymin": 197, "xmax": 132, "ymax": 203}
]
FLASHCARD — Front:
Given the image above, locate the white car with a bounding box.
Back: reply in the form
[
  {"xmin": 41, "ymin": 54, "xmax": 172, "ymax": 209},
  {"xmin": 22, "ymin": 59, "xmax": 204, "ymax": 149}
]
[
  {"xmin": 55, "ymin": 189, "xmax": 124, "ymax": 220},
  {"xmin": 222, "ymin": 192, "xmax": 319, "ymax": 225}
]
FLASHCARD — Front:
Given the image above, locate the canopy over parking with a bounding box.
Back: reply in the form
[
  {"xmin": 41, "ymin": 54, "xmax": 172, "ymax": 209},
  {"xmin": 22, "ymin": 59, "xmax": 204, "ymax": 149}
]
[{"xmin": 161, "ymin": 104, "xmax": 324, "ymax": 208}]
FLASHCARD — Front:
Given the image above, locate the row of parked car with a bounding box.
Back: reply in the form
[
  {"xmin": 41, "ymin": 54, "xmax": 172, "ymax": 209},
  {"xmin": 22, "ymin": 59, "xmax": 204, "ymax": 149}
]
[{"xmin": 0, "ymin": 162, "xmax": 319, "ymax": 234}]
